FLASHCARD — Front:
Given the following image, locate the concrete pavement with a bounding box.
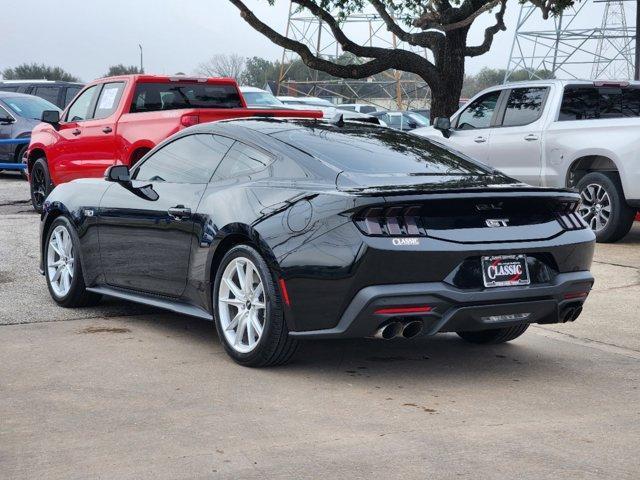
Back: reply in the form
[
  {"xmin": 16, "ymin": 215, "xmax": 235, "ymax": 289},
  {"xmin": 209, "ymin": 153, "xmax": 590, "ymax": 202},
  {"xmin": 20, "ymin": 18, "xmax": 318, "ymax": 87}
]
[{"xmin": 1, "ymin": 175, "xmax": 638, "ymax": 479}]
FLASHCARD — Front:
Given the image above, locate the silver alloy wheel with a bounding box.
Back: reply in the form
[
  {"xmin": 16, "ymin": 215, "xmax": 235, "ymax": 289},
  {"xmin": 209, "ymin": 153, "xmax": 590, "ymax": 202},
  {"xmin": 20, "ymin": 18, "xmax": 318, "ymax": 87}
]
[
  {"xmin": 579, "ymin": 183, "xmax": 612, "ymax": 232},
  {"xmin": 47, "ymin": 225, "xmax": 75, "ymax": 298},
  {"xmin": 218, "ymin": 257, "xmax": 266, "ymax": 354}
]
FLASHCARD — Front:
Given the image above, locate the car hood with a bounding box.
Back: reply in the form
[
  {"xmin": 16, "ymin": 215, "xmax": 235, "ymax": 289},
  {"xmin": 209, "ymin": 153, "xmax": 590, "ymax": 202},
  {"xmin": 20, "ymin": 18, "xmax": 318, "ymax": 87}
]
[{"xmin": 335, "ymin": 171, "xmax": 528, "ymax": 194}]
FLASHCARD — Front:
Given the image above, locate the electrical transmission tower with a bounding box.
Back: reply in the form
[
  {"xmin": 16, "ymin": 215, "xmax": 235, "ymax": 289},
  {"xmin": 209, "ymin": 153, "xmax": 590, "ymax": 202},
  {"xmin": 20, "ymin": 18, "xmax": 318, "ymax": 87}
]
[
  {"xmin": 592, "ymin": 1, "xmax": 634, "ymax": 79},
  {"xmin": 504, "ymin": 0, "xmax": 636, "ymax": 82},
  {"xmin": 277, "ymin": 2, "xmax": 430, "ymax": 109}
]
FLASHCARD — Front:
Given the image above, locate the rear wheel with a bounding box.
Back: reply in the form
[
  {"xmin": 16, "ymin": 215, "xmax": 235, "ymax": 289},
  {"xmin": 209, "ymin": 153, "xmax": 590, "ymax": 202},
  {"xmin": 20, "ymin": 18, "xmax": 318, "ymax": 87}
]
[
  {"xmin": 30, "ymin": 158, "xmax": 52, "ymax": 212},
  {"xmin": 457, "ymin": 324, "xmax": 529, "ymax": 344},
  {"xmin": 213, "ymin": 245, "xmax": 298, "ymax": 367},
  {"xmin": 577, "ymin": 172, "xmax": 635, "ymax": 243}
]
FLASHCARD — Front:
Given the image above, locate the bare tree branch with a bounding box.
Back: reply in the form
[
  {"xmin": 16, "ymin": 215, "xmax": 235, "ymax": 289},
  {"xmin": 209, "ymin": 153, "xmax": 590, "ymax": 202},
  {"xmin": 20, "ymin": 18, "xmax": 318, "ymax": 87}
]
[
  {"xmin": 368, "ymin": 0, "xmax": 444, "ymax": 49},
  {"xmin": 465, "ymin": 0, "xmax": 507, "ymax": 57},
  {"xmin": 196, "ymin": 53, "xmax": 245, "ymax": 80},
  {"xmin": 414, "ymin": 0, "xmax": 502, "ymax": 32},
  {"xmin": 229, "ymin": 0, "xmax": 438, "ymax": 82}
]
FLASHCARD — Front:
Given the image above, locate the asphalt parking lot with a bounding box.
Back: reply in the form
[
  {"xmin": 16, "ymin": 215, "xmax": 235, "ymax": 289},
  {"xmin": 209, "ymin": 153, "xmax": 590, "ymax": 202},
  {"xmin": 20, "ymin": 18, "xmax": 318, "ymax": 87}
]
[{"xmin": 0, "ymin": 171, "xmax": 638, "ymax": 479}]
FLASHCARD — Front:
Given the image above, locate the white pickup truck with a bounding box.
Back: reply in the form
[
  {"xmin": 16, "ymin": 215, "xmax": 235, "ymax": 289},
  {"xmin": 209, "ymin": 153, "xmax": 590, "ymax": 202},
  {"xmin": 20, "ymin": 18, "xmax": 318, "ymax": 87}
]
[{"xmin": 412, "ymin": 79, "xmax": 640, "ymax": 242}]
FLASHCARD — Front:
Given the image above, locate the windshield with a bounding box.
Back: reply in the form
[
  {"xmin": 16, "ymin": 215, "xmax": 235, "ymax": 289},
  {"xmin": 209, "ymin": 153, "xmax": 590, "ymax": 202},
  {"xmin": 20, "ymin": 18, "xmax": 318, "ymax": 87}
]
[
  {"xmin": 406, "ymin": 112, "xmax": 429, "ymax": 126},
  {"xmin": 243, "ymin": 91, "xmax": 283, "ymax": 107},
  {"xmin": 3, "ymin": 96, "xmax": 60, "ymax": 120},
  {"xmin": 273, "ymin": 121, "xmax": 492, "ymax": 175}
]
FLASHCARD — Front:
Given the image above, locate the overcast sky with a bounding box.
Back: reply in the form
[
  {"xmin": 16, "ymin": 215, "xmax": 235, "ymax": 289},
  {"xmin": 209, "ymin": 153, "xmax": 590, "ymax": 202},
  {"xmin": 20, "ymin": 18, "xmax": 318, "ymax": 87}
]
[{"xmin": 2, "ymin": 1, "xmax": 534, "ymax": 83}]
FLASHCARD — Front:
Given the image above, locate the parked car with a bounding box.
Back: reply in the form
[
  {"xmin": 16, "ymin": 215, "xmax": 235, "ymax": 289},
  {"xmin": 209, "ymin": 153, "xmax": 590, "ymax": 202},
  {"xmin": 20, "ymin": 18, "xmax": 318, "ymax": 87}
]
[
  {"xmin": 413, "ymin": 80, "xmax": 640, "ymax": 242},
  {"xmin": 411, "ymin": 108, "xmax": 431, "ymax": 122},
  {"xmin": 0, "ymin": 92, "xmax": 61, "ymax": 178},
  {"xmin": 371, "ymin": 110, "xmax": 430, "ymax": 131},
  {"xmin": 337, "ymin": 103, "xmax": 387, "ymax": 114},
  {"xmin": 277, "ymin": 96, "xmax": 336, "ymax": 118},
  {"xmin": 39, "ymin": 117, "xmax": 595, "ymax": 367},
  {"xmin": 0, "ymin": 80, "xmax": 83, "ymax": 109},
  {"xmin": 26, "ymin": 75, "xmax": 321, "ymax": 211},
  {"xmin": 240, "ymin": 86, "xmax": 285, "ymax": 108}
]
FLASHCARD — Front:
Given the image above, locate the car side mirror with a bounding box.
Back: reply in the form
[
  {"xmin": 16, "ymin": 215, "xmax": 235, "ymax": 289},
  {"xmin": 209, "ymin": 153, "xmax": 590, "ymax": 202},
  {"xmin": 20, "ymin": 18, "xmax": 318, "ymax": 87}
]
[
  {"xmin": 433, "ymin": 117, "xmax": 451, "ymax": 138},
  {"xmin": 41, "ymin": 110, "xmax": 60, "ymax": 125},
  {"xmin": 105, "ymin": 164, "xmax": 131, "ymax": 183}
]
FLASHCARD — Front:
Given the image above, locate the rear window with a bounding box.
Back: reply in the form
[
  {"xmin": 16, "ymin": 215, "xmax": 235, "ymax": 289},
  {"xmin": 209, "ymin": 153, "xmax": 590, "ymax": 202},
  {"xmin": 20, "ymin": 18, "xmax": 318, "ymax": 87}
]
[
  {"xmin": 273, "ymin": 123, "xmax": 490, "ymax": 175},
  {"xmin": 559, "ymin": 86, "xmax": 640, "ymax": 120},
  {"xmin": 130, "ymin": 82, "xmax": 242, "ymax": 113}
]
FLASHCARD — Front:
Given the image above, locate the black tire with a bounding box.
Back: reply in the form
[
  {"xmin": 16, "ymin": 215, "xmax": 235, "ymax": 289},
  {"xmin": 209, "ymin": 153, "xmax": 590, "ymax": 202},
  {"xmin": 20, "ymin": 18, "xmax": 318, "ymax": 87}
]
[
  {"xmin": 44, "ymin": 216, "xmax": 102, "ymax": 308},
  {"xmin": 577, "ymin": 172, "xmax": 635, "ymax": 243},
  {"xmin": 15, "ymin": 144, "xmax": 28, "ymax": 180},
  {"xmin": 30, "ymin": 158, "xmax": 52, "ymax": 213},
  {"xmin": 213, "ymin": 244, "xmax": 298, "ymax": 367},
  {"xmin": 457, "ymin": 324, "xmax": 529, "ymax": 345}
]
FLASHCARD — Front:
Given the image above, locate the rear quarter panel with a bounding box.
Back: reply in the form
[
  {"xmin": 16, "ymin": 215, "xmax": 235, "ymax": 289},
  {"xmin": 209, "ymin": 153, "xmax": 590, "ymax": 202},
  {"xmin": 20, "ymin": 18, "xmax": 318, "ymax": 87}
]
[{"xmin": 543, "ymin": 118, "xmax": 640, "ymax": 199}]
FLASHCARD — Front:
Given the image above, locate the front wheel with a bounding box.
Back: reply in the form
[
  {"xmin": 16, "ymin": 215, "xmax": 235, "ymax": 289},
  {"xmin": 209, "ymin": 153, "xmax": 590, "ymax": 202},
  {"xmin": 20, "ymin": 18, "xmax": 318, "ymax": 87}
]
[
  {"xmin": 30, "ymin": 158, "xmax": 52, "ymax": 212},
  {"xmin": 45, "ymin": 216, "xmax": 102, "ymax": 308},
  {"xmin": 457, "ymin": 324, "xmax": 529, "ymax": 344},
  {"xmin": 213, "ymin": 245, "xmax": 298, "ymax": 367},
  {"xmin": 577, "ymin": 172, "xmax": 635, "ymax": 243}
]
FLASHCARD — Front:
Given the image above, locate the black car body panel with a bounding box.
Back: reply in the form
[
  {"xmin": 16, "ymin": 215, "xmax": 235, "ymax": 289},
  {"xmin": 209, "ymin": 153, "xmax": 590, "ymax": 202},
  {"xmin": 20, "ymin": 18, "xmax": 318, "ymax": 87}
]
[{"xmin": 40, "ymin": 118, "xmax": 595, "ymax": 338}]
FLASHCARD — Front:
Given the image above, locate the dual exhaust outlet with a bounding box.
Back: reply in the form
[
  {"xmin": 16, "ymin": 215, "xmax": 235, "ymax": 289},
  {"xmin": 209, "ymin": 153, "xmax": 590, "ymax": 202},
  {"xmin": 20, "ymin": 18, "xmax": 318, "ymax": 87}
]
[
  {"xmin": 373, "ymin": 320, "xmax": 423, "ymax": 340},
  {"xmin": 560, "ymin": 304, "xmax": 583, "ymax": 323}
]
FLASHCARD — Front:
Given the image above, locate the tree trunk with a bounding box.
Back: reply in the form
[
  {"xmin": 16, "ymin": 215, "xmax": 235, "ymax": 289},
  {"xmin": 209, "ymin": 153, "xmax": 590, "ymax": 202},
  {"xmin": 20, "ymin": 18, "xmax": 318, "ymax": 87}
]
[{"xmin": 428, "ymin": 28, "xmax": 469, "ymax": 122}]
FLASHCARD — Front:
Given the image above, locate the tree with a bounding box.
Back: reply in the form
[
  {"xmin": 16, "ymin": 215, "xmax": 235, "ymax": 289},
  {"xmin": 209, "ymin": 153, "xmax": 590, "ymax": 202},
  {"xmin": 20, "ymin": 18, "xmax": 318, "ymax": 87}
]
[
  {"xmin": 104, "ymin": 64, "xmax": 143, "ymax": 77},
  {"xmin": 1, "ymin": 63, "xmax": 80, "ymax": 82},
  {"xmin": 196, "ymin": 53, "xmax": 246, "ymax": 80},
  {"xmin": 241, "ymin": 56, "xmax": 280, "ymax": 86},
  {"xmin": 229, "ymin": 0, "xmax": 574, "ymax": 119}
]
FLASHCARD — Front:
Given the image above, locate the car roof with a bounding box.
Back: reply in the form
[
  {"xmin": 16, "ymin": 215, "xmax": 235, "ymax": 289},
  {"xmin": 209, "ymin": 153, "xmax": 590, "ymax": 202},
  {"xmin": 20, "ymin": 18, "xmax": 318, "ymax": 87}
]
[
  {"xmin": 240, "ymin": 86, "xmax": 270, "ymax": 93},
  {"xmin": 0, "ymin": 79, "xmax": 82, "ymax": 85},
  {"xmin": 500, "ymin": 78, "xmax": 640, "ymax": 88},
  {"xmin": 0, "ymin": 91, "xmax": 43, "ymax": 100}
]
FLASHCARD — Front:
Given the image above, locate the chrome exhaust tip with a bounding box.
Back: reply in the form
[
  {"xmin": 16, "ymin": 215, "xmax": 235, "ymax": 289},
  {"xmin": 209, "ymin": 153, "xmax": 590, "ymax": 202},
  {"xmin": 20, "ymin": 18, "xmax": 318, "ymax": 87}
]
[
  {"xmin": 402, "ymin": 320, "xmax": 423, "ymax": 339},
  {"xmin": 373, "ymin": 321, "xmax": 403, "ymax": 340}
]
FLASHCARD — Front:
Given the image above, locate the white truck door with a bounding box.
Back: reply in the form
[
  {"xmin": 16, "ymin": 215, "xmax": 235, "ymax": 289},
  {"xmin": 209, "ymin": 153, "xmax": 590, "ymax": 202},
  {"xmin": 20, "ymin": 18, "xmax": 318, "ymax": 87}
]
[
  {"xmin": 445, "ymin": 90, "xmax": 503, "ymax": 162},
  {"xmin": 486, "ymin": 87, "xmax": 549, "ymax": 186}
]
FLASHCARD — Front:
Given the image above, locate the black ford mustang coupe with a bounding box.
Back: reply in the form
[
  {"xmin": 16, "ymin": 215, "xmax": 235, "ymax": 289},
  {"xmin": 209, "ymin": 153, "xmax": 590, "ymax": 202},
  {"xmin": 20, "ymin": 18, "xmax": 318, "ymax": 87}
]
[{"xmin": 40, "ymin": 117, "xmax": 595, "ymax": 367}]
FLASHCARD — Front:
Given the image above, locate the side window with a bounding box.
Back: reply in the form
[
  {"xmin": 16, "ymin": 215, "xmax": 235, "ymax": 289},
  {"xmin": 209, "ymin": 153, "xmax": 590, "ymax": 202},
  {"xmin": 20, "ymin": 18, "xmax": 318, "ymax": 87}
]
[
  {"xmin": 134, "ymin": 134, "xmax": 234, "ymax": 183},
  {"xmin": 0, "ymin": 105, "xmax": 13, "ymax": 120},
  {"xmin": 34, "ymin": 86, "xmax": 60, "ymax": 106},
  {"xmin": 340, "ymin": 106, "xmax": 356, "ymax": 111},
  {"xmin": 597, "ymin": 87, "xmax": 623, "ymax": 119},
  {"xmin": 501, "ymin": 87, "xmax": 548, "ymax": 127},
  {"xmin": 64, "ymin": 87, "xmax": 82, "ymax": 108},
  {"xmin": 456, "ymin": 91, "xmax": 501, "ymax": 130},
  {"xmin": 94, "ymin": 82, "xmax": 125, "ymax": 120},
  {"xmin": 622, "ymin": 88, "xmax": 640, "ymax": 117},
  {"xmin": 386, "ymin": 114, "xmax": 403, "ymax": 129},
  {"xmin": 212, "ymin": 142, "xmax": 273, "ymax": 180},
  {"xmin": 559, "ymin": 87, "xmax": 601, "ymax": 121},
  {"xmin": 360, "ymin": 105, "xmax": 376, "ymax": 114},
  {"xmin": 65, "ymin": 85, "xmax": 98, "ymax": 122}
]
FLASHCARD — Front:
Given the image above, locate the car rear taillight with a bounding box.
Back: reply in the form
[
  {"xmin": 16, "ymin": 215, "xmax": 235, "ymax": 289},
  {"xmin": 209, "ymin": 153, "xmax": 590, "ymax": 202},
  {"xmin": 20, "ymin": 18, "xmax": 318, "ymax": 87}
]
[
  {"xmin": 354, "ymin": 205, "xmax": 426, "ymax": 236},
  {"xmin": 555, "ymin": 201, "xmax": 587, "ymax": 231},
  {"xmin": 180, "ymin": 114, "xmax": 200, "ymax": 127}
]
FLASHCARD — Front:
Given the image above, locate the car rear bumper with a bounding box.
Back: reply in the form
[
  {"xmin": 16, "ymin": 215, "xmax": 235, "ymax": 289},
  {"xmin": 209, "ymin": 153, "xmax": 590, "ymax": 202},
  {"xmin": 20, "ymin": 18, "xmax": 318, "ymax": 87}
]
[{"xmin": 288, "ymin": 270, "xmax": 594, "ymax": 339}]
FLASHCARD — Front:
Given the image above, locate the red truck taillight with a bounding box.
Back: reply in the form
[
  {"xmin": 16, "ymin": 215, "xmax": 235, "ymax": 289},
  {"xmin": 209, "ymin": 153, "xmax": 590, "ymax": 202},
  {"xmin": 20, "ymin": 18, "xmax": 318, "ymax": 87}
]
[{"xmin": 180, "ymin": 114, "xmax": 200, "ymax": 127}]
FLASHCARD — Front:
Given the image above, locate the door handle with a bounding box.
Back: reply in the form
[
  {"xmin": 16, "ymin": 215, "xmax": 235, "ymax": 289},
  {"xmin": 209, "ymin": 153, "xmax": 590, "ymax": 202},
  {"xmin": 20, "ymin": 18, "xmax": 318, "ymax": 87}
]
[
  {"xmin": 102, "ymin": 126, "xmax": 113, "ymax": 134},
  {"xmin": 474, "ymin": 136, "xmax": 486, "ymax": 143},
  {"xmin": 71, "ymin": 128, "xmax": 81, "ymax": 136},
  {"xmin": 524, "ymin": 134, "xmax": 539, "ymax": 141},
  {"xmin": 168, "ymin": 205, "xmax": 191, "ymax": 220}
]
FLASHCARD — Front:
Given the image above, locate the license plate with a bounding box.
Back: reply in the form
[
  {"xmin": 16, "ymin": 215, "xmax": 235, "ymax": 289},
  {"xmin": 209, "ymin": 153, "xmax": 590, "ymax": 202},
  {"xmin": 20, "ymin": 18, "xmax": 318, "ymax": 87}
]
[{"xmin": 481, "ymin": 254, "xmax": 530, "ymax": 288}]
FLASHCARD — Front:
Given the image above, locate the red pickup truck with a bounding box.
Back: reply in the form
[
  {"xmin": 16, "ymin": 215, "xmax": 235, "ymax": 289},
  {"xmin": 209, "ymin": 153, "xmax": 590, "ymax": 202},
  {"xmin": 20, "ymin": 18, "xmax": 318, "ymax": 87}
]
[{"xmin": 26, "ymin": 74, "xmax": 320, "ymax": 211}]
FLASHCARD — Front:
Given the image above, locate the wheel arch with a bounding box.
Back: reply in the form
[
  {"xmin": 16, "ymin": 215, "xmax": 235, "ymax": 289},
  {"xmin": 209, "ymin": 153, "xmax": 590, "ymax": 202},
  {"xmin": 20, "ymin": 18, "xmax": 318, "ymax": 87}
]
[
  {"xmin": 565, "ymin": 154, "xmax": 620, "ymax": 189},
  {"xmin": 206, "ymin": 224, "xmax": 282, "ymax": 287},
  {"xmin": 27, "ymin": 148, "xmax": 47, "ymax": 172}
]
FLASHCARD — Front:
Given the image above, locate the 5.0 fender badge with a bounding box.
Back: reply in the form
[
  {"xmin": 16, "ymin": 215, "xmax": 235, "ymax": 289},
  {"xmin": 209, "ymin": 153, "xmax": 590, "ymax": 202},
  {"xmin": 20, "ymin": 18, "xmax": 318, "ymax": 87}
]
[{"xmin": 392, "ymin": 238, "xmax": 420, "ymax": 246}]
